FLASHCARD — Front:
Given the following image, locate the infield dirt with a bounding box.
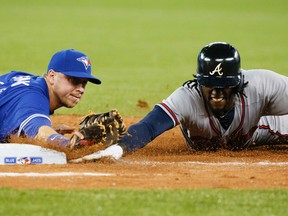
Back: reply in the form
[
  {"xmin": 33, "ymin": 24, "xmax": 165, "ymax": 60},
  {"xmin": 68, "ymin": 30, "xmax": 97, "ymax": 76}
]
[{"xmin": 0, "ymin": 115, "xmax": 287, "ymax": 189}]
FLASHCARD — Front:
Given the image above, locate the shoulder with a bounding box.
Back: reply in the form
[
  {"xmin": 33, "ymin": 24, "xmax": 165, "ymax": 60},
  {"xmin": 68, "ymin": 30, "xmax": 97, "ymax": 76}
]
[
  {"xmin": 0, "ymin": 71, "xmax": 48, "ymax": 98},
  {"xmin": 4, "ymin": 71, "xmax": 34, "ymax": 78},
  {"xmin": 242, "ymin": 69, "xmax": 288, "ymax": 99},
  {"xmin": 1, "ymin": 71, "xmax": 36, "ymax": 83},
  {"xmin": 168, "ymin": 85, "xmax": 201, "ymax": 100},
  {"xmin": 242, "ymin": 69, "xmax": 287, "ymax": 87},
  {"xmin": 242, "ymin": 69, "xmax": 287, "ymax": 80},
  {"xmin": 8, "ymin": 71, "xmax": 45, "ymax": 85},
  {"xmin": 164, "ymin": 85, "xmax": 203, "ymax": 111}
]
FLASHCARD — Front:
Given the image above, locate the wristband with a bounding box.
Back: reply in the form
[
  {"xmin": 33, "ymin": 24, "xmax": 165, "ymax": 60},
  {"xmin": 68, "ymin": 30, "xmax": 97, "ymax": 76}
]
[{"xmin": 47, "ymin": 134, "xmax": 70, "ymax": 147}]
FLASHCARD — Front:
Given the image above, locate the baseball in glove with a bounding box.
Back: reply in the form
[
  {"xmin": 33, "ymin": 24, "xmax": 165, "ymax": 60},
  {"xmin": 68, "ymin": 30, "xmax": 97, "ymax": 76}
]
[{"xmin": 68, "ymin": 109, "xmax": 127, "ymax": 150}]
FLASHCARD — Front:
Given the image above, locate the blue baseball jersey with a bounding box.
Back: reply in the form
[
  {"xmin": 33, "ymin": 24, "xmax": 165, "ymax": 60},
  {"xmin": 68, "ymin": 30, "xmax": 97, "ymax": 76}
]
[{"xmin": 0, "ymin": 71, "xmax": 52, "ymax": 142}]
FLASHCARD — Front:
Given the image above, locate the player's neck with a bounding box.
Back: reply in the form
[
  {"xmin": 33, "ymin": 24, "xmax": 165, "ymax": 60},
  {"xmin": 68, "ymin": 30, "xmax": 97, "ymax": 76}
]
[{"xmin": 44, "ymin": 77, "xmax": 62, "ymax": 112}]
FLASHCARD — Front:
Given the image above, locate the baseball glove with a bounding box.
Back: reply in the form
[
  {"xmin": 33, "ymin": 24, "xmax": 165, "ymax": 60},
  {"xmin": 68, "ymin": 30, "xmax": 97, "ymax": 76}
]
[{"xmin": 68, "ymin": 109, "xmax": 127, "ymax": 150}]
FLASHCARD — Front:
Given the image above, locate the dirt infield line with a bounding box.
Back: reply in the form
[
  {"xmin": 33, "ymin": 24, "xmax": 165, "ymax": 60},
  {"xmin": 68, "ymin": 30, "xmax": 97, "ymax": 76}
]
[{"xmin": 1, "ymin": 160, "xmax": 286, "ymax": 178}]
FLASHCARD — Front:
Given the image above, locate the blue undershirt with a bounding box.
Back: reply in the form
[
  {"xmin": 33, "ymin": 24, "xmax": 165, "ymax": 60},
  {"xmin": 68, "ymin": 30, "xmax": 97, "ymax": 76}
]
[{"xmin": 118, "ymin": 105, "xmax": 174, "ymax": 153}]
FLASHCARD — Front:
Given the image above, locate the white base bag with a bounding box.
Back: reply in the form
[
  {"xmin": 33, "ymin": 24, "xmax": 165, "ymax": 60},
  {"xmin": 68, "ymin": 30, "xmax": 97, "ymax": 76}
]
[{"xmin": 0, "ymin": 143, "xmax": 67, "ymax": 165}]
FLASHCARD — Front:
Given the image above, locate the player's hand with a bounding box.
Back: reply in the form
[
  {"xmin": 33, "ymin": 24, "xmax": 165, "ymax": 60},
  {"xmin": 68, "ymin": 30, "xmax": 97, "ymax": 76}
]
[
  {"xmin": 69, "ymin": 144, "xmax": 124, "ymax": 163},
  {"xmin": 67, "ymin": 131, "xmax": 85, "ymax": 150}
]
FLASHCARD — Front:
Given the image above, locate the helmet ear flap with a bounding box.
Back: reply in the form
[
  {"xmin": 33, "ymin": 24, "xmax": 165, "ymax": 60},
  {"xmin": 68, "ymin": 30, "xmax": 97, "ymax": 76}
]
[{"xmin": 233, "ymin": 72, "xmax": 244, "ymax": 93}]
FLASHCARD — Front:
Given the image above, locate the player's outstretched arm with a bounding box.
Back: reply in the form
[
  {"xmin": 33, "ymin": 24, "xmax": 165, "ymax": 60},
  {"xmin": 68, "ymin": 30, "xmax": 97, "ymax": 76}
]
[
  {"xmin": 36, "ymin": 125, "xmax": 65, "ymax": 141},
  {"xmin": 36, "ymin": 125, "xmax": 84, "ymax": 147},
  {"xmin": 70, "ymin": 105, "xmax": 175, "ymax": 163}
]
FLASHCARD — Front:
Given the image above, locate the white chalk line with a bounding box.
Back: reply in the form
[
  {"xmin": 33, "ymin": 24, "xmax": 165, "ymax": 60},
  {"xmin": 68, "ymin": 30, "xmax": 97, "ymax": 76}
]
[
  {"xmin": 0, "ymin": 172, "xmax": 115, "ymax": 177},
  {"xmin": 122, "ymin": 160, "xmax": 288, "ymax": 166},
  {"xmin": 0, "ymin": 172, "xmax": 172, "ymax": 178}
]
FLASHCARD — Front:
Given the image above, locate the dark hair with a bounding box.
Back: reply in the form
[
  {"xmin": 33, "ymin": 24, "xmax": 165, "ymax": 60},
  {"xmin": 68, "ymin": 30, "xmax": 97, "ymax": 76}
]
[{"xmin": 183, "ymin": 75, "xmax": 248, "ymax": 97}]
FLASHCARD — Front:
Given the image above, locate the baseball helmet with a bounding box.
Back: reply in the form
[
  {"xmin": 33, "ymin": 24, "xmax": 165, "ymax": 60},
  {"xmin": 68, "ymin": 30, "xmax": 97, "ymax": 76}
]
[{"xmin": 196, "ymin": 42, "xmax": 242, "ymax": 88}]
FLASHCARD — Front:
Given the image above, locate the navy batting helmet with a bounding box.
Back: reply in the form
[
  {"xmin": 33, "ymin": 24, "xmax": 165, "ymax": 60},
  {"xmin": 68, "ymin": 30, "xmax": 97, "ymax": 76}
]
[{"xmin": 196, "ymin": 42, "xmax": 242, "ymax": 88}]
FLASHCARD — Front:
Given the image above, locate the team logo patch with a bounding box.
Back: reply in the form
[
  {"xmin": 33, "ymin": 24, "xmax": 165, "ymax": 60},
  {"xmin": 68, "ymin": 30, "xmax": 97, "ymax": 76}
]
[
  {"xmin": 17, "ymin": 157, "xmax": 31, "ymax": 164},
  {"xmin": 77, "ymin": 56, "xmax": 91, "ymax": 70},
  {"xmin": 4, "ymin": 157, "xmax": 43, "ymax": 164},
  {"xmin": 209, "ymin": 63, "xmax": 223, "ymax": 76}
]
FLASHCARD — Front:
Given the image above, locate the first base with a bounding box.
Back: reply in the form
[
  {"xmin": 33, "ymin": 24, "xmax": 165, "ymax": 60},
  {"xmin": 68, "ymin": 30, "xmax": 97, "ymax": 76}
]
[{"xmin": 0, "ymin": 143, "xmax": 67, "ymax": 165}]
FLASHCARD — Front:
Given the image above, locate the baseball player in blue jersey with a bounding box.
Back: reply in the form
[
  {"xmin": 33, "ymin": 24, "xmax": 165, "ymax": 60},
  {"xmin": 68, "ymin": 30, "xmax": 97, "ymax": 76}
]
[
  {"xmin": 0, "ymin": 49, "xmax": 101, "ymax": 147},
  {"xmin": 72, "ymin": 42, "xmax": 288, "ymax": 163}
]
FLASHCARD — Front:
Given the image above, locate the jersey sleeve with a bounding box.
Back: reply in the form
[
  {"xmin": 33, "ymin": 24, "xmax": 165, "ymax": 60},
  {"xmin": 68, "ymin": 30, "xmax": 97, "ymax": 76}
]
[
  {"xmin": 118, "ymin": 106, "xmax": 174, "ymax": 153},
  {"xmin": 157, "ymin": 86, "xmax": 203, "ymax": 127},
  {"xmin": 263, "ymin": 70, "xmax": 288, "ymax": 115},
  {"xmin": 7, "ymin": 90, "xmax": 51, "ymax": 139},
  {"xmin": 0, "ymin": 72, "xmax": 53, "ymax": 141},
  {"xmin": 17, "ymin": 114, "xmax": 52, "ymax": 138},
  {"xmin": 246, "ymin": 69, "xmax": 288, "ymax": 115}
]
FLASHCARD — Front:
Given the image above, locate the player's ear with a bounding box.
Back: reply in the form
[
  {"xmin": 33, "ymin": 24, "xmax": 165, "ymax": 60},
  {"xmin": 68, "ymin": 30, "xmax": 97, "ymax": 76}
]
[
  {"xmin": 46, "ymin": 69, "xmax": 56, "ymax": 84},
  {"xmin": 47, "ymin": 69, "xmax": 56, "ymax": 75}
]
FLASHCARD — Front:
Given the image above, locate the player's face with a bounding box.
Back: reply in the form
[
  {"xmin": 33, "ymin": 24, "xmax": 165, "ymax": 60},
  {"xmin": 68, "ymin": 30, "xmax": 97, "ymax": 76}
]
[
  {"xmin": 53, "ymin": 72, "xmax": 88, "ymax": 108},
  {"xmin": 200, "ymin": 86, "xmax": 235, "ymax": 117}
]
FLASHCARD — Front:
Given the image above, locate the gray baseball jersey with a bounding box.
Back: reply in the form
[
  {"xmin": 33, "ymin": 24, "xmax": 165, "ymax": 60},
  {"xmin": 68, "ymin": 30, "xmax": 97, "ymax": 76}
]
[{"xmin": 158, "ymin": 69, "xmax": 288, "ymax": 150}]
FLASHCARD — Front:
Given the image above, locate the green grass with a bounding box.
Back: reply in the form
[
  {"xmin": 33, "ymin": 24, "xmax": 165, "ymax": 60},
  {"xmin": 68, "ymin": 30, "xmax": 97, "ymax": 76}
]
[
  {"xmin": 0, "ymin": 0, "xmax": 287, "ymax": 116},
  {"xmin": 0, "ymin": 188, "xmax": 287, "ymax": 216}
]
